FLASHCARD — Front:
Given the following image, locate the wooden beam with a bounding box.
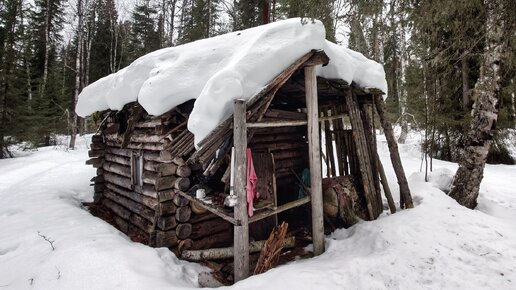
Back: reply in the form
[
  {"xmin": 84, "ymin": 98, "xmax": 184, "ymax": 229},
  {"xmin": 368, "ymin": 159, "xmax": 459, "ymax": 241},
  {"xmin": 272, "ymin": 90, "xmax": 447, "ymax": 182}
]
[
  {"xmin": 344, "ymin": 90, "xmax": 379, "ymax": 219},
  {"xmin": 305, "ymin": 65, "xmax": 325, "ymax": 256},
  {"xmin": 175, "ymin": 191, "xmax": 239, "ymax": 225},
  {"xmin": 233, "ymin": 100, "xmax": 249, "ymax": 282},
  {"xmin": 248, "ymin": 196, "xmax": 311, "ymax": 223},
  {"xmin": 373, "ymin": 94, "xmax": 414, "ymax": 208},
  {"xmin": 246, "ymin": 120, "xmax": 307, "ymax": 128}
]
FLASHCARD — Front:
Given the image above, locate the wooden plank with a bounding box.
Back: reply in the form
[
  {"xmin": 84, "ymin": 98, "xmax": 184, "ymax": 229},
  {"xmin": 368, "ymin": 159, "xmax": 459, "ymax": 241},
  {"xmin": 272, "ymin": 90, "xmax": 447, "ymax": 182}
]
[
  {"xmin": 246, "ymin": 120, "xmax": 307, "ymax": 128},
  {"xmin": 345, "ymin": 90, "xmax": 379, "ymax": 219},
  {"xmin": 233, "ymin": 99, "xmax": 249, "ymax": 282},
  {"xmin": 248, "ymin": 196, "xmax": 311, "ymax": 223},
  {"xmin": 176, "ymin": 191, "xmax": 239, "ymax": 225},
  {"xmin": 304, "ymin": 65, "xmax": 325, "ymax": 256}
]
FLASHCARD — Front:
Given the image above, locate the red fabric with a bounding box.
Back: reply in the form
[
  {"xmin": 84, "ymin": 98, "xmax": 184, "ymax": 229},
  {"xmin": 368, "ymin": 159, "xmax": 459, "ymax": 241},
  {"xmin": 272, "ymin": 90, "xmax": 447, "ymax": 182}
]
[{"xmin": 246, "ymin": 148, "xmax": 258, "ymax": 216}]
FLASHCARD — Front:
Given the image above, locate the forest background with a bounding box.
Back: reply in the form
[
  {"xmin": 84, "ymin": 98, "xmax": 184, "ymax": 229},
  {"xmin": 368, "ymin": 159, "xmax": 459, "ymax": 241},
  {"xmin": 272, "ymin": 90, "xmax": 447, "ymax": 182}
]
[{"xmin": 0, "ymin": 0, "xmax": 514, "ymax": 167}]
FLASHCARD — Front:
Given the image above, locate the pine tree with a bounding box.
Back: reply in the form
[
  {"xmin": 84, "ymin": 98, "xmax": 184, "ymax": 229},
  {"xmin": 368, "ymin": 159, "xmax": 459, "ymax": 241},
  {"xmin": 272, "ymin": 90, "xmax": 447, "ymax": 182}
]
[
  {"xmin": 128, "ymin": 0, "xmax": 160, "ymax": 60},
  {"xmin": 177, "ymin": 0, "xmax": 220, "ymax": 44}
]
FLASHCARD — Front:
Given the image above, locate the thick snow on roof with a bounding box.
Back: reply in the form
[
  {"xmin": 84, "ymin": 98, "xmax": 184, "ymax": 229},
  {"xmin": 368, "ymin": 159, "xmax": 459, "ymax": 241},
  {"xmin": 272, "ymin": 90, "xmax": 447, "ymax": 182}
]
[{"xmin": 76, "ymin": 18, "xmax": 387, "ymax": 145}]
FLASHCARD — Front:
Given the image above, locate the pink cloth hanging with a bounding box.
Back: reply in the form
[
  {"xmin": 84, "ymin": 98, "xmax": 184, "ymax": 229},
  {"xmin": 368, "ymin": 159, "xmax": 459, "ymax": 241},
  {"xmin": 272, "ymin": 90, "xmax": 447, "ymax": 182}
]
[{"xmin": 246, "ymin": 148, "xmax": 258, "ymax": 216}]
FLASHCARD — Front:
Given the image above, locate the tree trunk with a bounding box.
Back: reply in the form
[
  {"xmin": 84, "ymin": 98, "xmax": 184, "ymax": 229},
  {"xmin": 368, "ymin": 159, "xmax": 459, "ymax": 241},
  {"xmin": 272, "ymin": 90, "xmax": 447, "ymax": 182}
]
[
  {"xmin": 462, "ymin": 55, "xmax": 470, "ymax": 110},
  {"xmin": 69, "ymin": 0, "xmax": 84, "ymax": 150},
  {"xmin": 448, "ymin": 0, "xmax": 505, "ymax": 209}
]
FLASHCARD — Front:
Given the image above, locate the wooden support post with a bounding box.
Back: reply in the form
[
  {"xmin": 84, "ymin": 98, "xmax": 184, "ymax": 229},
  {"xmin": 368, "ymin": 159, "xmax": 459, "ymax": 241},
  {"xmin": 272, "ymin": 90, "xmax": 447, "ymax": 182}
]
[
  {"xmin": 305, "ymin": 66, "xmax": 325, "ymax": 256},
  {"xmin": 233, "ymin": 100, "xmax": 249, "ymax": 282},
  {"xmin": 373, "ymin": 94, "xmax": 414, "ymax": 209}
]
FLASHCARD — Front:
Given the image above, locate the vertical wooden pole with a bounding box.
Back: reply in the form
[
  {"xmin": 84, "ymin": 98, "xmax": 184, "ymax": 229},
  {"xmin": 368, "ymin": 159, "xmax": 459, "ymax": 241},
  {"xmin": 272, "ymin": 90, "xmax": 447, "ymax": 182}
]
[
  {"xmin": 233, "ymin": 100, "xmax": 249, "ymax": 282},
  {"xmin": 305, "ymin": 66, "xmax": 325, "ymax": 256}
]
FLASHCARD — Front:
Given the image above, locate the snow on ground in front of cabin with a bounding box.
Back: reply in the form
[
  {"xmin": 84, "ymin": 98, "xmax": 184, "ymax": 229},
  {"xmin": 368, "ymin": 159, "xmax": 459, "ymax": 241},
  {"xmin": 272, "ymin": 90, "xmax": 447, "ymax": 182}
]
[{"xmin": 0, "ymin": 133, "xmax": 515, "ymax": 290}]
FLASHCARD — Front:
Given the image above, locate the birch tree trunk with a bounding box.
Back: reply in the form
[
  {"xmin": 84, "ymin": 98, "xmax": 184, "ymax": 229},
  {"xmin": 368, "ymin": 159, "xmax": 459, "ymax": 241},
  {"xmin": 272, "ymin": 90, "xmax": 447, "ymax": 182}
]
[
  {"xmin": 448, "ymin": 0, "xmax": 506, "ymax": 209},
  {"xmin": 40, "ymin": 0, "xmax": 51, "ymax": 97},
  {"xmin": 397, "ymin": 8, "xmax": 409, "ymax": 144},
  {"xmin": 69, "ymin": 0, "xmax": 83, "ymax": 149}
]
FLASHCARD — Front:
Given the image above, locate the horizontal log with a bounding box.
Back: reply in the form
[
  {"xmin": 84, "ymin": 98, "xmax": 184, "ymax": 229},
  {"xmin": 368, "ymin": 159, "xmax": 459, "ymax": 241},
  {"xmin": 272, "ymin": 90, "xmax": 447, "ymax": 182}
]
[
  {"xmin": 264, "ymin": 109, "xmax": 307, "ymax": 120},
  {"xmin": 174, "ymin": 178, "xmax": 191, "ymax": 191},
  {"xmin": 246, "ymin": 120, "xmax": 307, "ymax": 128},
  {"xmin": 155, "ymin": 229, "xmax": 178, "ymax": 247},
  {"xmin": 101, "ymin": 198, "xmax": 154, "ymax": 233},
  {"xmin": 176, "ymin": 165, "xmax": 191, "ymax": 177},
  {"xmin": 178, "ymin": 239, "xmax": 193, "ymax": 253},
  {"xmin": 106, "ymin": 140, "xmax": 163, "ymax": 151},
  {"xmin": 86, "ymin": 157, "xmax": 104, "ymax": 168},
  {"xmin": 250, "ymin": 133, "xmax": 304, "ymax": 144},
  {"xmin": 272, "ymin": 150, "xmax": 306, "ymax": 160},
  {"xmin": 88, "ymin": 150, "xmax": 105, "ymax": 158},
  {"xmin": 104, "ymin": 190, "xmax": 156, "ymax": 222},
  {"xmin": 105, "ymin": 182, "xmax": 158, "ymax": 209},
  {"xmin": 252, "ymin": 142, "xmax": 307, "ymax": 152},
  {"xmin": 190, "ymin": 230, "xmax": 233, "ymax": 251},
  {"xmin": 143, "ymin": 171, "xmax": 177, "ymax": 191},
  {"xmin": 190, "ymin": 218, "xmax": 232, "ymax": 240},
  {"xmin": 103, "ymin": 161, "xmax": 131, "ymax": 178},
  {"xmin": 106, "ymin": 146, "xmax": 131, "ymax": 157},
  {"xmin": 90, "ymin": 143, "xmax": 106, "ymax": 151},
  {"xmin": 173, "ymin": 193, "xmax": 190, "ymax": 207},
  {"xmin": 92, "ymin": 135, "xmax": 104, "ymax": 143},
  {"xmin": 145, "ymin": 162, "xmax": 177, "ymax": 176},
  {"xmin": 157, "ymin": 189, "xmax": 175, "ymax": 202},
  {"xmin": 181, "ymin": 237, "xmax": 295, "ymax": 261},
  {"xmin": 191, "ymin": 200, "xmax": 209, "ymax": 215},
  {"xmin": 104, "ymin": 172, "xmax": 133, "ymax": 191},
  {"xmin": 157, "ymin": 200, "xmax": 177, "ymax": 215},
  {"xmin": 176, "ymin": 223, "xmax": 192, "ymax": 240},
  {"xmin": 156, "ymin": 215, "xmax": 178, "ymax": 230},
  {"xmin": 94, "ymin": 183, "xmax": 105, "ymax": 193},
  {"xmin": 189, "ymin": 213, "xmax": 219, "ymax": 224},
  {"xmin": 175, "ymin": 206, "xmax": 192, "ymax": 223},
  {"xmin": 105, "ymin": 154, "xmax": 131, "ymax": 166},
  {"xmin": 135, "ymin": 118, "xmax": 163, "ymax": 128},
  {"xmin": 102, "ymin": 198, "xmax": 130, "ymax": 220},
  {"xmin": 141, "ymin": 185, "xmax": 158, "ymax": 199}
]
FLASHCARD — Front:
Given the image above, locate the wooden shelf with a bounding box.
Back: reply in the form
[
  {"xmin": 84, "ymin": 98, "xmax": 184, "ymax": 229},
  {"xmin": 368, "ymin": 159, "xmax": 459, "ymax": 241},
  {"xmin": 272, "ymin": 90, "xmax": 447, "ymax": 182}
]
[{"xmin": 177, "ymin": 191, "xmax": 311, "ymax": 226}]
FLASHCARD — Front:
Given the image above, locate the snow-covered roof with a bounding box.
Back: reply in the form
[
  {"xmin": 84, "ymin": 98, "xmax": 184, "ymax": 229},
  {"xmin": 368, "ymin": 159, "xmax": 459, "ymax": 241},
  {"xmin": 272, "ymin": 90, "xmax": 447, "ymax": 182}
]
[{"xmin": 76, "ymin": 18, "xmax": 387, "ymax": 145}]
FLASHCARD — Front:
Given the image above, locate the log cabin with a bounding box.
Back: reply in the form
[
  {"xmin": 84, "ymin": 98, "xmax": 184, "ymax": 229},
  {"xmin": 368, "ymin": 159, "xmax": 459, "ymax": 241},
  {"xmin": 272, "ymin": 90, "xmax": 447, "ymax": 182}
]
[{"xmin": 79, "ymin": 19, "xmax": 413, "ymax": 281}]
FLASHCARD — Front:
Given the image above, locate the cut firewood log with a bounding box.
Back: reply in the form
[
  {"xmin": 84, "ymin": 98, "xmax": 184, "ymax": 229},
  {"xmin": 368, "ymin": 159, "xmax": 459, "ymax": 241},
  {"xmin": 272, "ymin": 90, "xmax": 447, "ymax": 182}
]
[
  {"xmin": 175, "ymin": 206, "xmax": 192, "ymax": 223},
  {"xmin": 190, "ymin": 201, "xmax": 208, "ymax": 215},
  {"xmin": 173, "ymin": 193, "xmax": 190, "ymax": 207},
  {"xmin": 176, "ymin": 223, "xmax": 192, "ymax": 239},
  {"xmin": 181, "ymin": 236, "xmax": 295, "ymax": 261},
  {"xmin": 176, "ymin": 165, "xmax": 192, "ymax": 177}
]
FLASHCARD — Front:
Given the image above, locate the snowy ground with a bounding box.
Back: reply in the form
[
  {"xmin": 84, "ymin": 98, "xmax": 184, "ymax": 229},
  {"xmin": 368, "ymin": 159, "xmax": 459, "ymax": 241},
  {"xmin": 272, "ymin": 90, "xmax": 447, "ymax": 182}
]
[{"xmin": 1, "ymin": 133, "xmax": 515, "ymax": 290}]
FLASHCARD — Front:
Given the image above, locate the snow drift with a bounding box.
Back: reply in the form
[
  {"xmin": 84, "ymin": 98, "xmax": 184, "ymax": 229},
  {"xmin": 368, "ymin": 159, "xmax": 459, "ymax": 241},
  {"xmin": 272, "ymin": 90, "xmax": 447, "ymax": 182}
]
[{"xmin": 75, "ymin": 18, "xmax": 387, "ymax": 145}]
